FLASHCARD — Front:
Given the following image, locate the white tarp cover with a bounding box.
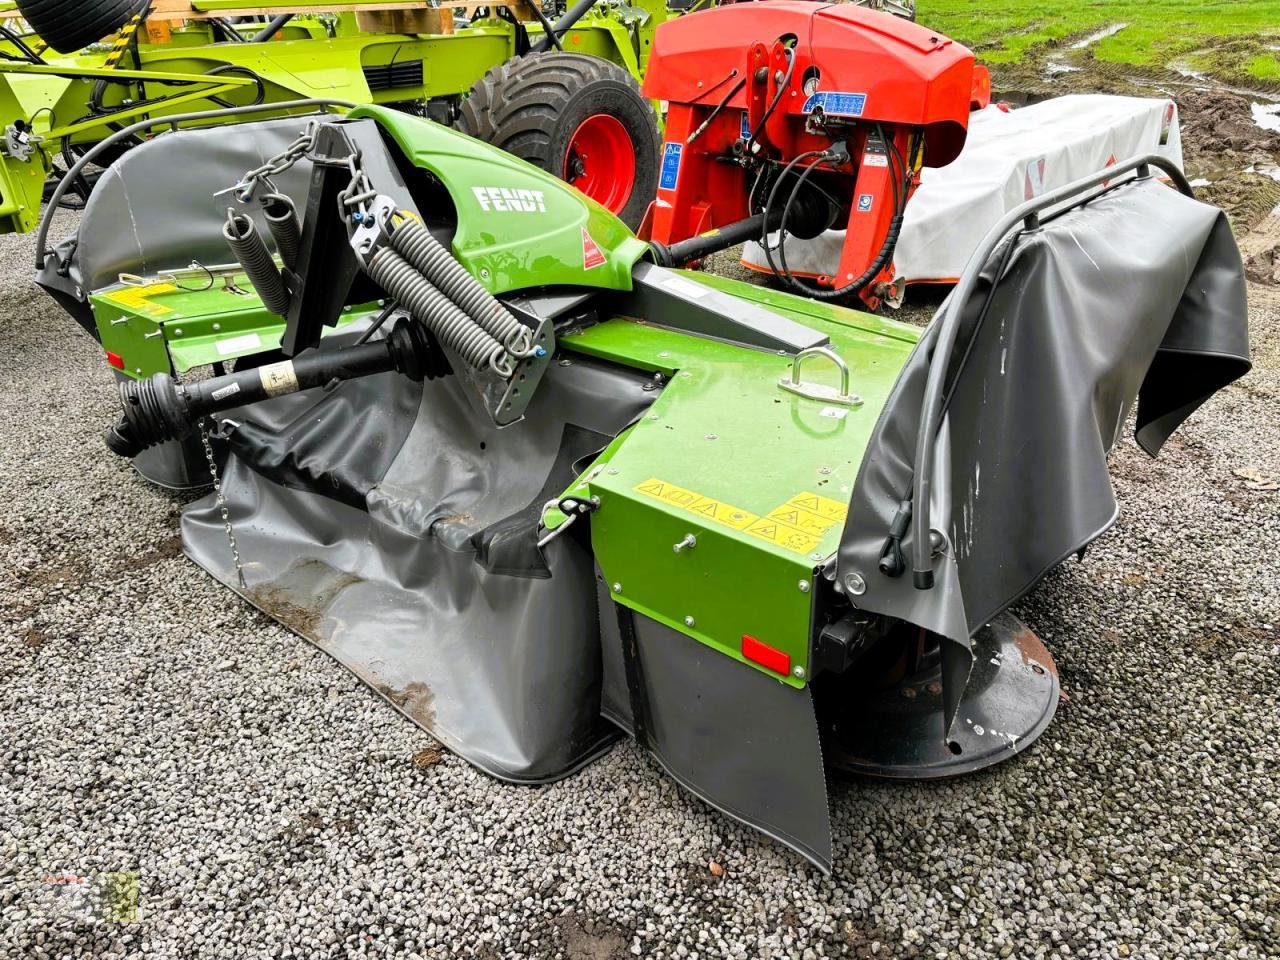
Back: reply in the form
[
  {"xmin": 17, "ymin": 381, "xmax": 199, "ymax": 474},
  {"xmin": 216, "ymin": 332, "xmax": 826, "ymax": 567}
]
[{"xmin": 742, "ymin": 94, "xmax": 1184, "ymax": 286}]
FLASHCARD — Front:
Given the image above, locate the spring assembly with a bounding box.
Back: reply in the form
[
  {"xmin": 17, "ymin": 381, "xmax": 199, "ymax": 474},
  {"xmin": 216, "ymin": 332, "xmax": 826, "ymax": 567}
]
[
  {"xmin": 261, "ymin": 193, "xmax": 301, "ymax": 271},
  {"xmin": 222, "ymin": 210, "xmax": 291, "ymax": 316},
  {"xmin": 388, "ymin": 216, "xmax": 533, "ymax": 356},
  {"xmin": 367, "ymin": 246, "xmax": 514, "ymax": 376}
]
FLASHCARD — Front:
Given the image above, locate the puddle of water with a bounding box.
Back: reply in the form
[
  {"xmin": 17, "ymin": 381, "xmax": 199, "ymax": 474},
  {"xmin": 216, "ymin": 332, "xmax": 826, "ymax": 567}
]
[
  {"xmin": 1044, "ymin": 60, "xmax": 1082, "ymax": 77},
  {"xmin": 1244, "ymin": 163, "xmax": 1280, "ymax": 182},
  {"xmin": 1127, "ymin": 74, "xmax": 1280, "ymax": 104},
  {"xmin": 1170, "ymin": 61, "xmax": 1206, "ymax": 80},
  {"xmin": 1252, "ymin": 102, "xmax": 1280, "ymax": 133},
  {"xmin": 1071, "ymin": 23, "xmax": 1127, "ymax": 50},
  {"xmin": 1188, "ymin": 177, "xmax": 1213, "ymax": 188}
]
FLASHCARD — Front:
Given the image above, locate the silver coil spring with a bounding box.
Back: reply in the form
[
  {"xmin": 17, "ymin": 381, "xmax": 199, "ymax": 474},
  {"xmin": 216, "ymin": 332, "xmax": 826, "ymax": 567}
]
[
  {"xmin": 223, "ymin": 212, "xmax": 291, "ymax": 316},
  {"xmin": 389, "ymin": 217, "xmax": 533, "ymax": 355},
  {"xmin": 262, "ymin": 194, "xmax": 301, "ymax": 272},
  {"xmin": 367, "ymin": 247, "xmax": 513, "ymax": 376}
]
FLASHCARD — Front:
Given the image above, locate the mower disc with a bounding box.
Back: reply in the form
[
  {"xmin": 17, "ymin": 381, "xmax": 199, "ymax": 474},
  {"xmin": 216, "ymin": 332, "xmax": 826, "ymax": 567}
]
[{"xmin": 822, "ymin": 613, "xmax": 1060, "ymax": 779}]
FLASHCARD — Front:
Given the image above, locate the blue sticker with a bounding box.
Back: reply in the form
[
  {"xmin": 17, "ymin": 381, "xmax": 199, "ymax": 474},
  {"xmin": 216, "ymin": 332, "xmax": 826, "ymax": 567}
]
[
  {"xmin": 802, "ymin": 91, "xmax": 868, "ymax": 118},
  {"xmin": 857, "ymin": 193, "xmax": 874, "ymax": 212},
  {"xmin": 659, "ymin": 142, "xmax": 683, "ymax": 191},
  {"xmin": 739, "ymin": 111, "xmax": 752, "ymax": 141}
]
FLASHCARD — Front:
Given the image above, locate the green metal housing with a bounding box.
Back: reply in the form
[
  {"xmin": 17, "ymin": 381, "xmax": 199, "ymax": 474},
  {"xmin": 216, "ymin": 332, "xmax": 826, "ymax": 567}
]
[{"xmin": 564, "ymin": 278, "xmax": 919, "ymax": 687}]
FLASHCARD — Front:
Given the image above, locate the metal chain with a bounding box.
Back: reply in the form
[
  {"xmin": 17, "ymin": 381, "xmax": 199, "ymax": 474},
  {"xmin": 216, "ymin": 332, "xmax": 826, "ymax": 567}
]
[
  {"xmin": 224, "ymin": 119, "xmax": 321, "ymax": 202},
  {"xmin": 338, "ymin": 152, "xmax": 378, "ymax": 223},
  {"xmin": 199, "ymin": 419, "xmax": 247, "ymax": 590}
]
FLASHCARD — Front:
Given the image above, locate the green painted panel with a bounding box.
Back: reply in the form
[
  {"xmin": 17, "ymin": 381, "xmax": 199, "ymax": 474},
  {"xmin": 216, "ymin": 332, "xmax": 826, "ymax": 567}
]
[
  {"xmin": 356, "ymin": 106, "xmax": 650, "ymax": 294},
  {"xmin": 563, "ymin": 282, "xmax": 918, "ymax": 686},
  {"xmin": 90, "ymin": 275, "xmax": 364, "ymax": 377}
]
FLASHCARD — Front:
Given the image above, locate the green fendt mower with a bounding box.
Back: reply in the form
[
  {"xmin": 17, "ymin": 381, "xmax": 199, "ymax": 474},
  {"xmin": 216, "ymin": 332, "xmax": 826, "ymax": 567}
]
[{"xmin": 34, "ymin": 2, "xmax": 1249, "ymax": 871}]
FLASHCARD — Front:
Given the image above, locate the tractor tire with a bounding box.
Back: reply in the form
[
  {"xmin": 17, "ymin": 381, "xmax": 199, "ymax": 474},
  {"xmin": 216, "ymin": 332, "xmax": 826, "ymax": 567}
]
[
  {"xmin": 16, "ymin": 0, "xmax": 144, "ymax": 54},
  {"xmin": 457, "ymin": 53, "xmax": 660, "ymax": 230}
]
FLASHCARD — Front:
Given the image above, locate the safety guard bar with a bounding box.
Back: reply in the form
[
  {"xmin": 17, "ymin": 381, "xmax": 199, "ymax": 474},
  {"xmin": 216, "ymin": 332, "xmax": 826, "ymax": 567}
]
[
  {"xmin": 909, "ymin": 154, "xmax": 1194, "ymax": 590},
  {"xmin": 36, "ymin": 98, "xmax": 358, "ymax": 270}
]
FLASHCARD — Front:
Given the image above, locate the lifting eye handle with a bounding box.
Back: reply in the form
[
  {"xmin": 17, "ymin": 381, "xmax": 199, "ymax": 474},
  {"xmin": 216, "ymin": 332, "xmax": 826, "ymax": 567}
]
[{"xmin": 778, "ymin": 346, "xmax": 863, "ymax": 407}]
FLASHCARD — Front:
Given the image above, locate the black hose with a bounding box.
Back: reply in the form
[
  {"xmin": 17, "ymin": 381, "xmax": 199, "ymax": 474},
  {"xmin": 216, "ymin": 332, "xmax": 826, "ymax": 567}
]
[
  {"xmin": 764, "ymin": 128, "xmax": 911, "ymax": 301},
  {"xmin": 251, "ymin": 14, "xmax": 294, "ymax": 43},
  {"xmin": 531, "ymin": 0, "xmax": 597, "ymax": 53},
  {"xmin": 746, "ymin": 46, "xmax": 795, "ymax": 149},
  {"xmin": 0, "ymin": 24, "xmax": 44, "ymax": 64}
]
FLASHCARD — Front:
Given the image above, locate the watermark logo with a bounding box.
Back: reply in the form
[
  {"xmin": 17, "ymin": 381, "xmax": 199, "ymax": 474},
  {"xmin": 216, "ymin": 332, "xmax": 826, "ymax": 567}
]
[{"xmin": 40, "ymin": 871, "xmax": 139, "ymax": 923}]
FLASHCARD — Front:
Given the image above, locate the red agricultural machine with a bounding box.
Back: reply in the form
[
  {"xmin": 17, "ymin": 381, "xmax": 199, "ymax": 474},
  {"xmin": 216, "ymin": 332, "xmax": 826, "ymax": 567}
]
[{"xmin": 641, "ymin": 0, "xmax": 980, "ymax": 309}]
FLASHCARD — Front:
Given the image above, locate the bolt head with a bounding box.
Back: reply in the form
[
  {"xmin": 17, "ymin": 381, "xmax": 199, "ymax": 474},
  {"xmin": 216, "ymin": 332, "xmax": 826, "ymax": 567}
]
[
  {"xmin": 798, "ymin": 580, "xmax": 810, "ymax": 593},
  {"xmin": 612, "ymin": 582, "xmax": 622, "ymax": 594},
  {"xmin": 683, "ymin": 616, "xmax": 695, "ymax": 628},
  {"xmin": 843, "ymin": 572, "xmax": 866, "ymax": 596},
  {"xmin": 792, "ymin": 666, "xmax": 806, "ymax": 680}
]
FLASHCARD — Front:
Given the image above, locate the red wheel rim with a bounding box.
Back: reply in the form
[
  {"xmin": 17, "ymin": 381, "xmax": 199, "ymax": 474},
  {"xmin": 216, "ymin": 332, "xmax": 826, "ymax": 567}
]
[{"xmin": 563, "ymin": 114, "xmax": 636, "ymax": 215}]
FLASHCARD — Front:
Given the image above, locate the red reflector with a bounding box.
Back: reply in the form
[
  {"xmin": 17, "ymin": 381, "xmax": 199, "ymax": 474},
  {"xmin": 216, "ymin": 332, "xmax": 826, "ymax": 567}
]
[
  {"xmin": 106, "ymin": 351, "xmax": 124, "ymax": 370},
  {"xmin": 741, "ymin": 634, "xmax": 790, "ymax": 676}
]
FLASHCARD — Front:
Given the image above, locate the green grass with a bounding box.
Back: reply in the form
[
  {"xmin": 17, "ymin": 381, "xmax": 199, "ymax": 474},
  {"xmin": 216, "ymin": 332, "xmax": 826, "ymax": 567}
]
[{"xmin": 921, "ymin": 0, "xmax": 1280, "ymax": 85}]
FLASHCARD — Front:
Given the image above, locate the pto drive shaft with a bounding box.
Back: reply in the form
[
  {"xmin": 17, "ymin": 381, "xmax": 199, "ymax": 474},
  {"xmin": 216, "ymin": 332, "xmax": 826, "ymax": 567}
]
[{"xmin": 104, "ymin": 318, "xmax": 444, "ymax": 458}]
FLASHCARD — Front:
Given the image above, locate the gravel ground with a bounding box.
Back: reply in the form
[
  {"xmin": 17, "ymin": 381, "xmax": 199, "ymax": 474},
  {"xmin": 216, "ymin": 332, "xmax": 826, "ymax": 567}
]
[{"xmin": 2, "ymin": 211, "xmax": 1278, "ymax": 960}]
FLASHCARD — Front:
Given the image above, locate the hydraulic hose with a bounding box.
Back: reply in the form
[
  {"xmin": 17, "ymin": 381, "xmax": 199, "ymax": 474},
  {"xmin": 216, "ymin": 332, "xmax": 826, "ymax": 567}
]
[
  {"xmin": 262, "ymin": 194, "xmax": 301, "ymax": 272},
  {"xmin": 222, "ymin": 211, "xmax": 291, "ymax": 315},
  {"xmin": 387, "ymin": 217, "xmax": 531, "ymax": 354},
  {"xmin": 531, "ymin": 0, "xmax": 597, "ymax": 52},
  {"xmin": 104, "ymin": 319, "xmax": 443, "ymax": 458},
  {"xmin": 365, "ymin": 246, "xmax": 513, "ymax": 376}
]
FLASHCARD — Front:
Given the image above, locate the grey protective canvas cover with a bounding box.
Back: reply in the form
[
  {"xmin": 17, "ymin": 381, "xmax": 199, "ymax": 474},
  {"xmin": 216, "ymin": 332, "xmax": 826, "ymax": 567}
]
[
  {"xmin": 837, "ymin": 178, "xmax": 1250, "ymax": 661},
  {"xmin": 184, "ymin": 338, "xmax": 657, "ymax": 783}
]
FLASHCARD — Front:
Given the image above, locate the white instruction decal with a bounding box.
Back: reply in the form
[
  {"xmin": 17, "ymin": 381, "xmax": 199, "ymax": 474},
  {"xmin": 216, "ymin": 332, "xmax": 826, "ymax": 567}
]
[
  {"xmin": 210, "ymin": 383, "xmax": 241, "ymax": 403},
  {"xmin": 258, "ymin": 360, "xmax": 299, "ymax": 398},
  {"xmin": 215, "ymin": 332, "xmax": 261, "ymax": 356},
  {"xmin": 660, "ymin": 274, "xmax": 710, "ymax": 300}
]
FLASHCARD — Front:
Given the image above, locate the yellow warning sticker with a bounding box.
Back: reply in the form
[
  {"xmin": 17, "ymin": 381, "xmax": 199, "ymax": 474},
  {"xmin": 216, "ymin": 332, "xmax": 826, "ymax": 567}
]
[
  {"xmin": 634, "ymin": 480, "xmax": 848, "ymax": 555},
  {"xmin": 786, "ymin": 492, "xmax": 848, "ymax": 522},
  {"xmin": 634, "ymin": 478, "xmax": 759, "ymax": 533},
  {"xmin": 745, "ymin": 518, "xmax": 821, "ymax": 555},
  {"xmin": 746, "ymin": 491, "xmax": 848, "ymax": 555},
  {"xmin": 766, "ymin": 505, "xmax": 834, "ymax": 536},
  {"xmin": 102, "ymin": 283, "xmax": 179, "ymax": 318}
]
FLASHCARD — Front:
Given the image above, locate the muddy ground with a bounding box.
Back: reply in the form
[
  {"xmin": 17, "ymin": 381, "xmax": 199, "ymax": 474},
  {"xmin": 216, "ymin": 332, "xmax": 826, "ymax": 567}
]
[{"xmin": 991, "ymin": 45, "xmax": 1280, "ymax": 279}]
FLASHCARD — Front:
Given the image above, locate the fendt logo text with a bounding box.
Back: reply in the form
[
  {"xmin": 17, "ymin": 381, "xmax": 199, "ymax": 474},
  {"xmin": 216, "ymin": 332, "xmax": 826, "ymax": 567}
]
[{"xmin": 472, "ymin": 186, "xmax": 547, "ymax": 213}]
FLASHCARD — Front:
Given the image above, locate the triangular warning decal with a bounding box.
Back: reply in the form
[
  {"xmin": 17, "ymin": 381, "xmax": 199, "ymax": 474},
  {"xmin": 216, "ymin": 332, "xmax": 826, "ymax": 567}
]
[{"xmin": 582, "ymin": 228, "xmax": 606, "ymax": 270}]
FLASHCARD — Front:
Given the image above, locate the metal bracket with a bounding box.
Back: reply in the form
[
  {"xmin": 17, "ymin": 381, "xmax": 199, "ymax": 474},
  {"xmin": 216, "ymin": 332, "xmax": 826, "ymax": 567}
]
[
  {"xmin": 778, "ymin": 347, "xmax": 863, "ymax": 407},
  {"xmin": 4, "ymin": 124, "xmax": 32, "ymax": 162}
]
